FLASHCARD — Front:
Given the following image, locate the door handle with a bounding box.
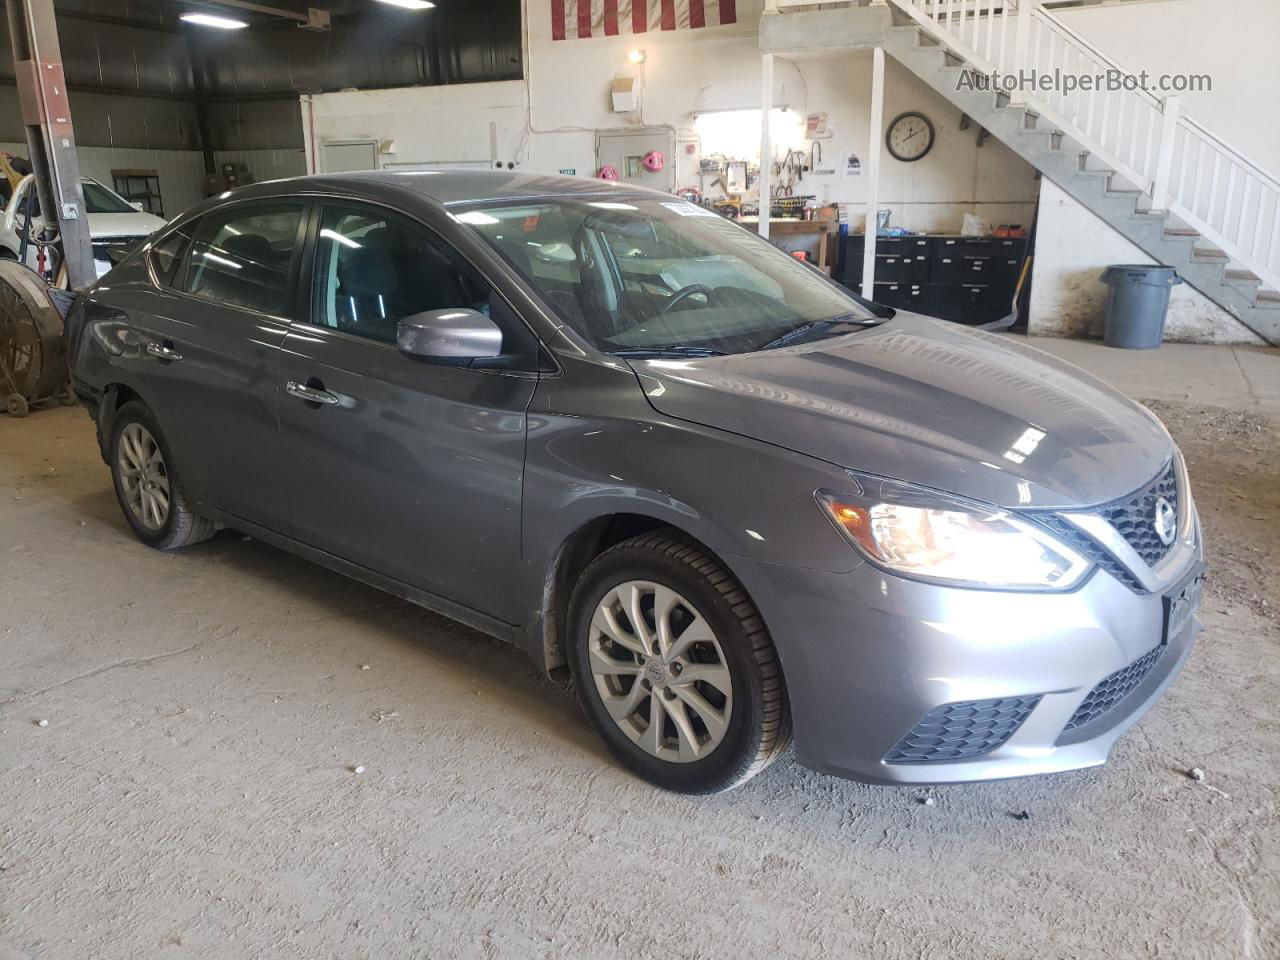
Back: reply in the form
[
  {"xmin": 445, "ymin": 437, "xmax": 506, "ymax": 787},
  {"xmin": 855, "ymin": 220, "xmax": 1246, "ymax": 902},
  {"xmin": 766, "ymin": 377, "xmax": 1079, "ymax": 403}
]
[
  {"xmin": 285, "ymin": 380, "xmax": 340, "ymax": 405},
  {"xmin": 145, "ymin": 340, "xmax": 183, "ymax": 362}
]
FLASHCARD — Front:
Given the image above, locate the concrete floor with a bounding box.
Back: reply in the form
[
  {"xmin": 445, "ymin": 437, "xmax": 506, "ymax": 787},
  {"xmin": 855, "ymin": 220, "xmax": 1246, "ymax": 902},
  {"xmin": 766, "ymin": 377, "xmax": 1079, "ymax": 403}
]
[{"xmin": 2, "ymin": 337, "xmax": 1277, "ymax": 959}]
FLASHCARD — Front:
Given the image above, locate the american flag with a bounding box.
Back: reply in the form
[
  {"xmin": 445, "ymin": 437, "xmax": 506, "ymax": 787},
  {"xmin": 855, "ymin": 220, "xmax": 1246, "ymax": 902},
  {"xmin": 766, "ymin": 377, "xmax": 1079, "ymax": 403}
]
[{"xmin": 552, "ymin": 0, "xmax": 738, "ymax": 40}]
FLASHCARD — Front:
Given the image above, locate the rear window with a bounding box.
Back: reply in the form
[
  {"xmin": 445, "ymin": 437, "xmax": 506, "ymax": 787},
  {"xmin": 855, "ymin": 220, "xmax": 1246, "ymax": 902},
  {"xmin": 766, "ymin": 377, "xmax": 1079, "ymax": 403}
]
[
  {"xmin": 178, "ymin": 203, "xmax": 303, "ymax": 316},
  {"xmin": 149, "ymin": 229, "xmax": 190, "ymax": 286}
]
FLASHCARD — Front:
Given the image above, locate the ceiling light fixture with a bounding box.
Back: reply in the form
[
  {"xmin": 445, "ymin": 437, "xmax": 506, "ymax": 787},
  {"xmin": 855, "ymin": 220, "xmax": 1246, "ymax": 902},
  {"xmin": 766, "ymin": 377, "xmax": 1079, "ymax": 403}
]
[
  {"xmin": 628, "ymin": 49, "xmax": 646, "ymax": 64},
  {"xmin": 374, "ymin": 0, "xmax": 436, "ymax": 9},
  {"xmin": 180, "ymin": 12, "xmax": 249, "ymax": 29}
]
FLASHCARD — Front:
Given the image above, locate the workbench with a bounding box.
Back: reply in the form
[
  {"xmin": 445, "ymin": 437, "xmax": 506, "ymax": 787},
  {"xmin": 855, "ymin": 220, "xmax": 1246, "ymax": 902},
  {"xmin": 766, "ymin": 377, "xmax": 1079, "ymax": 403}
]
[{"xmin": 744, "ymin": 218, "xmax": 839, "ymax": 275}]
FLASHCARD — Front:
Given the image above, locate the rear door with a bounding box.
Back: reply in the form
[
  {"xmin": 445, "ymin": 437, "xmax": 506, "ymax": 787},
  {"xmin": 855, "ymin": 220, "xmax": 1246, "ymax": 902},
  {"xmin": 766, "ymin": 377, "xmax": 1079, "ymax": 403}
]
[
  {"xmin": 117, "ymin": 199, "xmax": 307, "ymax": 530},
  {"xmin": 277, "ymin": 200, "xmax": 541, "ymax": 623}
]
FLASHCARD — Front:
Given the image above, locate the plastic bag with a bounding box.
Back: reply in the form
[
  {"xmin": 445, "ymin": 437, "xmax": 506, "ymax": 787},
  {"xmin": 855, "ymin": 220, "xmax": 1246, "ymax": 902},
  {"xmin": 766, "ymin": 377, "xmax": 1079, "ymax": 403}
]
[{"xmin": 961, "ymin": 213, "xmax": 991, "ymax": 237}]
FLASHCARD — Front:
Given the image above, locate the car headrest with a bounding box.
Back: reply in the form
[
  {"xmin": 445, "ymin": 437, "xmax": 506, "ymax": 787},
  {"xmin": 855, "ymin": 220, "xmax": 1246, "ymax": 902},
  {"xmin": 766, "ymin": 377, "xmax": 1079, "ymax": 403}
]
[
  {"xmin": 338, "ymin": 246, "xmax": 396, "ymax": 298},
  {"xmin": 220, "ymin": 233, "xmax": 273, "ymax": 264}
]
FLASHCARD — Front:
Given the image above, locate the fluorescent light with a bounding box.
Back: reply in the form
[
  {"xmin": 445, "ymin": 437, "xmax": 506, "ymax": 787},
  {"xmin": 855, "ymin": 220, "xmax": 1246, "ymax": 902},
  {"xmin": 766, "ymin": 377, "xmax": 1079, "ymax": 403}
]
[
  {"xmin": 320, "ymin": 228, "xmax": 361, "ymax": 249},
  {"xmin": 454, "ymin": 211, "xmax": 500, "ymax": 226},
  {"xmin": 201, "ymin": 250, "xmax": 241, "ymax": 269},
  {"xmin": 374, "ymin": 0, "xmax": 436, "ymax": 9},
  {"xmin": 180, "ymin": 12, "xmax": 249, "ymax": 29}
]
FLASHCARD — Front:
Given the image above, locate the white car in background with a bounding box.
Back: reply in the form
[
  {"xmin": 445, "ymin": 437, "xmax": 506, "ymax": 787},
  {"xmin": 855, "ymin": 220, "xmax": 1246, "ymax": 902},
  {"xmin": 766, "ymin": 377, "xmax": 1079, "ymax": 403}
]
[{"xmin": 0, "ymin": 175, "xmax": 167, "ymax": 279}]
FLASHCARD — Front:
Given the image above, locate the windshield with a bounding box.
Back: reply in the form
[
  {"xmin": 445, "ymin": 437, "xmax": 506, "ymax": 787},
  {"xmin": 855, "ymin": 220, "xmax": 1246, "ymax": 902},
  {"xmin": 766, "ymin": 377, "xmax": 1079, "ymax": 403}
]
[
  {"xmin": 16, "ymin": 179, "xmax": 136, "ymax": 219},
  {"xmin": 82, "ymin": 180, "xmax": 136, "ymax": 214},
  {"xmin": 455, "ymin": 197, "xmax": 881, "ymax": 356}
]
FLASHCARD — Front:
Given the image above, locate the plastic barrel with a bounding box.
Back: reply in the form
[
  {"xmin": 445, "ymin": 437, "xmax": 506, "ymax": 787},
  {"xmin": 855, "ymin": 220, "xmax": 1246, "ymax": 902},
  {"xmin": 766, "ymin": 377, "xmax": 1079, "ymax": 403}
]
[{"xmin": 1099, "ymin": 264, "xmax": 1183, "ymax": 349}]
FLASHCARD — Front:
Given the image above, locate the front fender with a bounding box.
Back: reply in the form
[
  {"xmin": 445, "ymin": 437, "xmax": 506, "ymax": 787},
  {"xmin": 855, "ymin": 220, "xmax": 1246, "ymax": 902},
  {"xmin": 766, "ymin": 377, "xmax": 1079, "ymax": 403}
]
[{"xmin": 519, "ymin": 357, "xmax": 866, "ymax": 672}]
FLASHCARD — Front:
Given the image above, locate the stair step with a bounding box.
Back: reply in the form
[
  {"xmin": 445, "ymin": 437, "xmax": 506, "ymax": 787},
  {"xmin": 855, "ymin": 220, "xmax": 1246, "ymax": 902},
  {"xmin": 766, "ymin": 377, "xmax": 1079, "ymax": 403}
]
[
  {"xmin": 1192, "ymin": 247, "xmax": 1229, "ymax": 262},
  {"xmin": 1225, "ymin": 269, "xmax": 1261, "ymax": 288}
]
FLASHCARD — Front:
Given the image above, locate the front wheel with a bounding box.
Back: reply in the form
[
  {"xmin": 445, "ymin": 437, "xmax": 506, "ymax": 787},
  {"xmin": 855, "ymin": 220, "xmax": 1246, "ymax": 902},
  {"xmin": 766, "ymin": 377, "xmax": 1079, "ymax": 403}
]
[
  {"xmin": 568, "ymin": 533, "xmax": 791, "ymax": 793},
  {"xmin": 108, "ymin": 401, "xmax": 216, "ymax": 550}
]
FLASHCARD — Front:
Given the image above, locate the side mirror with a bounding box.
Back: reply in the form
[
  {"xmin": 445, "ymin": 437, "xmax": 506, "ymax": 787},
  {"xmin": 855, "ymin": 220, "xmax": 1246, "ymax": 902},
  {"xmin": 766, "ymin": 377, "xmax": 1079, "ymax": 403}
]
[
  {"xmin": 396, "ymin": 308, "xmax": 503, "ymax": 363},
  {"xmin": 129, "ymin": 201, "xmax": 145, "ymax": 212}
]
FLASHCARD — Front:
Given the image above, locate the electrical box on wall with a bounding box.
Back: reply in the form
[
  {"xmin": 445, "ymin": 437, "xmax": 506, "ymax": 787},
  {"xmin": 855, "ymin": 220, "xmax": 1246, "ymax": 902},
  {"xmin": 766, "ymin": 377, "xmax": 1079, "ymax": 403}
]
[
  {"xmin": 611, "ymin": 77, "xmax": 640, "ymax": 113},
  {"xmin": 596, "ymin": 128, "xmax": 676, "ymax": 191}
]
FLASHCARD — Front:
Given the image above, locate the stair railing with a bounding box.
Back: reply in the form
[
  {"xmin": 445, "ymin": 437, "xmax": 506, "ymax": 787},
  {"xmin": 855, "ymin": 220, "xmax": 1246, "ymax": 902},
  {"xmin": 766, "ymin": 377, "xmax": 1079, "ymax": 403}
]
[{"xmin": 886, "ymin": 0, "xmax": 1280, "ymax": 291}]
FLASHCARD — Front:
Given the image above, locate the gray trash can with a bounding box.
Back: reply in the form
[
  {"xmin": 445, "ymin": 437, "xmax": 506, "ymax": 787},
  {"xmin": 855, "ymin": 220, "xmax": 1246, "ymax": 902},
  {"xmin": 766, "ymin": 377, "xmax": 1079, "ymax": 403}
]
[{"xmin": 1099, "ymin": 264, "xmax": 1183, "ymax": 349}]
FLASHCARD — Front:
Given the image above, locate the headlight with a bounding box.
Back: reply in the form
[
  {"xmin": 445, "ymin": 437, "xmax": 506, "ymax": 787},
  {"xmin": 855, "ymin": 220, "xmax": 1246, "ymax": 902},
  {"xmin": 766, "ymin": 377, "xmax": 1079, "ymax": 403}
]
[{"xmin": 817, "ymin": 475, "xmax": 1091, "ymax": 591}]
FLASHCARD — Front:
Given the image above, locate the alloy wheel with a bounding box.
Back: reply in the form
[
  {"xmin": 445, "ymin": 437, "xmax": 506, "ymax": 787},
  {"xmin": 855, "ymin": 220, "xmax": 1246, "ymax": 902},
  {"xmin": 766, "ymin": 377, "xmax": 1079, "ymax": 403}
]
[
  {"xmin": 117, "ymin": 422, "xmax": 170, "ymax": 531},
  {"xmin": 588, "ymin": 580, "xmax": 733, "ymax": 763}
]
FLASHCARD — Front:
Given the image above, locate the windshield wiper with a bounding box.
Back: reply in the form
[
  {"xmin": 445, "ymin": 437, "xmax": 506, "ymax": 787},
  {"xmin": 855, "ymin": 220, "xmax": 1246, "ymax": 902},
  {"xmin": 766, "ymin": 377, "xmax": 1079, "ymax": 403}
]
[
  {"xmin": 755, "ymin": 313, "xmax": 877, "ymax": 351},
  {"xmin": 609, "ymin": 345, "xmax": 725, "ymax": 359}
]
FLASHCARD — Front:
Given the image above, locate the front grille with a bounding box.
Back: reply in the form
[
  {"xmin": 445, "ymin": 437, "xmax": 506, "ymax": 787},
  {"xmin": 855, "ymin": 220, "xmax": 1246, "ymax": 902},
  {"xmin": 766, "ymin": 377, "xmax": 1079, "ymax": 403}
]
[
  {"xmin": 1059, "ymin": 645, "xmax": 1164, "ymax": 736},
  {"xmin": 1101, "ymin": 463, "xmax": 1178, "ymax": 567},
  {"xmin": 1034, "ymin": 514, "xmax": 1145, "ymax": 592},
  {"xmin": 1029, "ymin": 462, "xmax": 1180, "ymax": 594},
  {"xmin": 884, "ymin": 695, "xmax": 1041, "ymax": 764}
]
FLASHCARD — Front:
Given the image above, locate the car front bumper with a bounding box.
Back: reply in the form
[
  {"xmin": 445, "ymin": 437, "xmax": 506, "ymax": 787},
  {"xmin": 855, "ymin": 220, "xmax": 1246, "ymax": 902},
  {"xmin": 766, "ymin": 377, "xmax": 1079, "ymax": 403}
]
[{"xmin": 732, "ymin": 539, "xmax": 1205, "ymax": 786}]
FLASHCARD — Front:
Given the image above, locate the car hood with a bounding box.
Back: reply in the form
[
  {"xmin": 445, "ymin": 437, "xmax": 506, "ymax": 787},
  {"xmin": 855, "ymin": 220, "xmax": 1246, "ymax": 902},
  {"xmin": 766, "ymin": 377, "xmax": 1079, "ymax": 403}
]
[
  {"xmin": 86, "ymin": 211, "xmax": 166, "ymax": 238},
  {"xmin": 628, "ymin": 313, "xmax": 1173, "ymax": 510}
]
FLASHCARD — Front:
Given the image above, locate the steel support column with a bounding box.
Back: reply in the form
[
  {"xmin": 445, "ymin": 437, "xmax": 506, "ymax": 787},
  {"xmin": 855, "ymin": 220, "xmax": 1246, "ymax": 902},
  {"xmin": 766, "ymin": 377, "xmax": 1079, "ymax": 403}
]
[
  {"xmin": 860, "ymin": 45, "xmax": 885, "ymax": 299},
  {"xmin": 5, "ymin": 0, "xmax": 95, "ymax": 289}
]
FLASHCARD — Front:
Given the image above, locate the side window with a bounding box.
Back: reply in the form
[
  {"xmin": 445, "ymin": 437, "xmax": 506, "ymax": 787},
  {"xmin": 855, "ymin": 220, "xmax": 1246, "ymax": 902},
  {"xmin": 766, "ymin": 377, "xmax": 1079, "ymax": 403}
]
[
  {"xmin": 149, "ymin": 228, "xmax": 191, "ymax": 286},
  {"xmin": 311, "ymin": 205, "xmax": 494, "ymax": 345},
  {"xmin": 179, "ymin": 202, "xmax": 303, "ymax": 316}
]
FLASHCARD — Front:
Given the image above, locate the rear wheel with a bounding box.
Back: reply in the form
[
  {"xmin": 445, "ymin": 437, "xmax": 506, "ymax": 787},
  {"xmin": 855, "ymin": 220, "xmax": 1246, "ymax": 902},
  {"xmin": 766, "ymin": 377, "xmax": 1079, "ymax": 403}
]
[
  {"xmin": 568, "ymin": 533, "xmax": 791, "ymax": 793},
  {"xmin": 109, "ymin": 401, "xmax": 216, "ymax": 550}
]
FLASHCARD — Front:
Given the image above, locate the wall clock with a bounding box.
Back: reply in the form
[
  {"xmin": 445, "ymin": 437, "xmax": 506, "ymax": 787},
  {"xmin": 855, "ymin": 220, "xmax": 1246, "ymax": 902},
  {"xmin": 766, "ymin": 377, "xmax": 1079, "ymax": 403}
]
[{"xmin": 886, "ymin": 111, "xmax": 936, "ymax": 162}]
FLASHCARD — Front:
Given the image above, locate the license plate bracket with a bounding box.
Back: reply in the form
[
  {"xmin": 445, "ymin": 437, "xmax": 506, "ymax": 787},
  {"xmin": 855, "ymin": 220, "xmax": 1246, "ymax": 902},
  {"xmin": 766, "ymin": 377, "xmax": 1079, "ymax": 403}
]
[{"xmin": 1163, "ymin": 568, "xmax": 1205, "ymax": 645}]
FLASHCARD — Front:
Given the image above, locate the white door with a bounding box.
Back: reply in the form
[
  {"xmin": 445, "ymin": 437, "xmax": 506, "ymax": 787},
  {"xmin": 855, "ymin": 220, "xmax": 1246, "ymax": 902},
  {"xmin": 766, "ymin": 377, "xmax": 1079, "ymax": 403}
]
[{"xmin": 321, "ymin": 141, "xmax": 379, "ymax": 174}]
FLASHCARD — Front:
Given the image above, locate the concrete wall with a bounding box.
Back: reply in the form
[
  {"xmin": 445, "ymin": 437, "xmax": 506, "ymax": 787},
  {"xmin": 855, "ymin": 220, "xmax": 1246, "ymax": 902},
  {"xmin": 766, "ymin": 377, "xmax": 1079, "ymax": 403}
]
[{"xmin": 1030, "ymin": 179, "xmax": 1265, "ymax": 345}]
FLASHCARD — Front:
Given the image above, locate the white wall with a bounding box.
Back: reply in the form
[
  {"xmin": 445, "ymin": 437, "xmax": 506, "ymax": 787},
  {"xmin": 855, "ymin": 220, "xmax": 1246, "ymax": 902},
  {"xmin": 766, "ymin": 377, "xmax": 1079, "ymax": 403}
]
[
  {"xmin": 1031, "ymin": 179, "xmax": 1264, "ymax": 344},
  {"xmin": 1056, "ymin": 0, "xmax": 1280, "ymax": 171},
  {"xmin": 1032, "ymin": 0, "xmax": 1280, "ymax": 343},
  {"xmin": 301, "ymin": 81, "xmax": 529, "ymax": 174},
  {"xmin": 788, "ymin": 51, "xmax": 1038, "ymax": 233},
  {"xmin": 300, "ymin": 0, "xmax": 1038, "ymax": 234}
]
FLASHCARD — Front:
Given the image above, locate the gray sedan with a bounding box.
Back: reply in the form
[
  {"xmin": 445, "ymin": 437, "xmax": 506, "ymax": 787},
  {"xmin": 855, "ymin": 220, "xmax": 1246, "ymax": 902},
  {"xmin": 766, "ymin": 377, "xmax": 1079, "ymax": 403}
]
[{"xmin": 66, "ymin": 171, "xmax": 1205, "ymax": 793}]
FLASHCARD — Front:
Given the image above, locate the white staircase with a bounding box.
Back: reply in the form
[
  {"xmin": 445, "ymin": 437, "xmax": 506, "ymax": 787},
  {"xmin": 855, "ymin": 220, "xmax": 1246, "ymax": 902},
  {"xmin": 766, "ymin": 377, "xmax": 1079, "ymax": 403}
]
[{"xmin": 765, "ymin": 0, "xmax": 1280, "ymax": 344}]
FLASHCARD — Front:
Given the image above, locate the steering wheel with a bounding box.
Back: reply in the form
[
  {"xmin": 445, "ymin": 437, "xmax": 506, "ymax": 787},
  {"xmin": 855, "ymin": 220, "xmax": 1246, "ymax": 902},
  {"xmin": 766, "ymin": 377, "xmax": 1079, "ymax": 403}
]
[{"xmin": 661, "ymin": 283, "xmax": 717, "ymax": 315}]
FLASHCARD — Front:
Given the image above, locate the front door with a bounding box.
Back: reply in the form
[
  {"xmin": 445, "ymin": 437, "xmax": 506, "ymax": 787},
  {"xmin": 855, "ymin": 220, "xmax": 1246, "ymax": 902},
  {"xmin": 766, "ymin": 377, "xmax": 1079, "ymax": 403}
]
[
  {"xmin": 278, "ymin": 201, "xmax": 540, "ymax": 623},
  {"xmin": 118, "ymin": 199, "xmax": 307, "ymax": 530}
]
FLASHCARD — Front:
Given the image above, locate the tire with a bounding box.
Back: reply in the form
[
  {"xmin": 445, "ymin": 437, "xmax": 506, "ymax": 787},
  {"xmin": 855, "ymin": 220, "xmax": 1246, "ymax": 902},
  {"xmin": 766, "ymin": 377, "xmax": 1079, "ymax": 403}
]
[
  {"xmin": 568, "ymin": 533, "xmax": 791, "ymax": 794},
  {"xmin": 108, "ymin": 400, "xmax": 216, "ymax": 550},
  {"xmin": 6, "ymin": 393, "xmax": 28, "ymax": 417}
]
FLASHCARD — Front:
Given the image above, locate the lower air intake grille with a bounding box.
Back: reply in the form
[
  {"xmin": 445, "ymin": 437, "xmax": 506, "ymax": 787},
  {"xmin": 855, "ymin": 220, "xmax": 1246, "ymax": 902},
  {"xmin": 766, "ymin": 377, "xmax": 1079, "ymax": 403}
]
[
  {"xmin": 884, "ymin": 695, "xmax": 1041, "ymax": 764},
  {"xmin": 1060, "ymin": 645, "xmax": 1164, "ymax": 735}
]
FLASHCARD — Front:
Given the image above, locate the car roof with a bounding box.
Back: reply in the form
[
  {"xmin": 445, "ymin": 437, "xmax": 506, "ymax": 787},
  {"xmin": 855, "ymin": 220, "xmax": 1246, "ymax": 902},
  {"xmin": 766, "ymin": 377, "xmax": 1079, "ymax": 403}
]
[{"xmin": 233, "ymin": 169, "xmax": 655, "ymax": 207}]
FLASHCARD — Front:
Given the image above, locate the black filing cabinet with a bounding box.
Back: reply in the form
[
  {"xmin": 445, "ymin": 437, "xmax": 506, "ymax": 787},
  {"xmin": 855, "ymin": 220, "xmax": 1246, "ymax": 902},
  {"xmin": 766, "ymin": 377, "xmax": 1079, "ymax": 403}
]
[{"xmin": 842, "ymin": 234, "xmax": 1028, "ymax": 325}]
